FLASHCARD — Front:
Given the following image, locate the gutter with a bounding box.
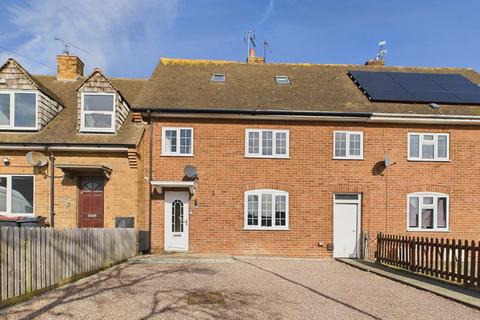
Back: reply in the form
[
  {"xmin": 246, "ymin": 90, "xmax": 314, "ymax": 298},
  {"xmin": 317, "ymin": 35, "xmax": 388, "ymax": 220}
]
[
  {"xmin": 135, "ymin": 107, "xmax": 480, "ymax": 126},
  {"xmin": 0, "ymin": 145, "xmax": 130, "ymax": 152}
]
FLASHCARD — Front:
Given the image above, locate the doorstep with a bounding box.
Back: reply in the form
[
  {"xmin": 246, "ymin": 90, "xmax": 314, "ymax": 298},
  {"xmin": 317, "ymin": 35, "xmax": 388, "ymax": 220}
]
[
  {"xmin": 129, "ymin": 252, "xmax": 234, "ymax": 264},
  {"xmin": 337, "ymin": 258, "xmax": 480, "ymax": 311}
]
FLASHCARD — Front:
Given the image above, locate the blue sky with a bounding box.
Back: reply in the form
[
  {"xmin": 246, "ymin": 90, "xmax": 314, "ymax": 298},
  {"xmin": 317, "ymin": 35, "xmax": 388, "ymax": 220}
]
[{"xmin": 0, "ymin": 0, "xmax": 479, "ymax": 78}]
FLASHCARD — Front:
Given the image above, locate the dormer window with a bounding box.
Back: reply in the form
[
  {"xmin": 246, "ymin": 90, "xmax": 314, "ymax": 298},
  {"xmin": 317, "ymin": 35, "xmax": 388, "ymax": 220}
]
[
  {"xmin": 80, "ymin": 93, "xmax": 115, "ymax": 133},
  {"xmin": 0, "ymin": 91, "xmax": 37, "ymax": 130},
  {"xmin": 210, "ymin": 73, "xmax": 226, "ymax": 83},
  {"xmin": 275, "ymin": 76, "xmax": 291, "ymax": 85}
]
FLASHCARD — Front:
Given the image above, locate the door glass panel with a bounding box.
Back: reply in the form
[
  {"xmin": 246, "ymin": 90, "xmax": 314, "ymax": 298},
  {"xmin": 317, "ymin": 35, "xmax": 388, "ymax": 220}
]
[
  {"xmin": 172, "ymin": 200, "xmax": 184, "ymax": 232},
  {"xmin": 335, "ymin": 194, "xmax": 359, "ymax": 200}
]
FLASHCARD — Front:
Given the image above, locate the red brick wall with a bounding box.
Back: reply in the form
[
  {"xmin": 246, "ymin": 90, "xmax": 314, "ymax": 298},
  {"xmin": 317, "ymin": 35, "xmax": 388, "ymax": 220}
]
[{"xmin": 144, "ymin": 118, "xmax": 480, "ymax": 257}]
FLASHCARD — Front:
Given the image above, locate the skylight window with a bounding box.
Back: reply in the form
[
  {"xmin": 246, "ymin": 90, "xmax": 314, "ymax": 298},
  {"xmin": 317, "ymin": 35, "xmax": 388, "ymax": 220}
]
[
  {"xmin": 275, "ymin": 76, "xmax": 291, "ymax": 85},
  {"xmin": 210, "ymin": 74, "xmax": 226, "ymax": 83}
]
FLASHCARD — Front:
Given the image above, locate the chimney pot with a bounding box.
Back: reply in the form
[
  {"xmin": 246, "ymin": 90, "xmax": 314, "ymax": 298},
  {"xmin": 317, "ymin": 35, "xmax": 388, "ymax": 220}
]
[
  {"xmin": 247, "ymin": 48, "xmax": 265, "ymax": 64},
  {"xmin": 56, "ymin": 55, "xmax": 84, "ymax": 80}
]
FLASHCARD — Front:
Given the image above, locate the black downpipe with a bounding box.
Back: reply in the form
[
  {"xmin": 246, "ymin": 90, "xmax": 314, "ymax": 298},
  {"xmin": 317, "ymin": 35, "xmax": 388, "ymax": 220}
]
[
  {"xmin": 148, "ymin": 111, "xmax": 153, "ymax": 254},
  {"xmin": 49, "ymin": 153, "xmax": 55, "ymax": 227}
]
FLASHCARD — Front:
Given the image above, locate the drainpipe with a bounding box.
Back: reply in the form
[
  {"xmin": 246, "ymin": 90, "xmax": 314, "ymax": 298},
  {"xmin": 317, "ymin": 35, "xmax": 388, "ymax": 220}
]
[
  {"xmin": 49, "ymin": 152, "xmax": 55, "ymax": 227},
  {"xmin": 148, "ymin": 111, "xmax": 153, "ymax": 253}
]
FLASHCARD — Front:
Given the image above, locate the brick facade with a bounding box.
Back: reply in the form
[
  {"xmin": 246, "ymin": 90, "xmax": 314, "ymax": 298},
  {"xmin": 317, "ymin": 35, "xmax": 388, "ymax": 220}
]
[
  {"xmin": 0, "ymin": 150, "xmax": 145, "ymax": 230},
  {"xmin": 145, "ymin": 118, "xmax": 480, "ymax": 257}
]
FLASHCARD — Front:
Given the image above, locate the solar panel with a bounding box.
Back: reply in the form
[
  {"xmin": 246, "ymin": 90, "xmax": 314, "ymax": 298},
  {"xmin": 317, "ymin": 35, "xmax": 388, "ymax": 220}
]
[{"xmin": 348, "ymin": 70, "xmax": 480, "ymax": 105}]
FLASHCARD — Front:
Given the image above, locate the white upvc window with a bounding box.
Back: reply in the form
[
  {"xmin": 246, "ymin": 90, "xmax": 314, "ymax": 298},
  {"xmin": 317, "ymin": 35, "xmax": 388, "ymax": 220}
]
[
  {"xmin": 0, "ymin": 91, "xmax": 38, "ymax": 130},
  {"xmin": 162, "ymin": 127, "xmax": 193, "ymax": 156},
  {"xmin": 244, "ymin": 189, "xmax": 289, "ymax": 230},
  {"xmin": 333, "ymin": 131, "xmax": 363, "ymax": 159},
  {"xmin": 0, "ymin": 175, "xmax": 35, "ymax": 216},
  {"xmin": 245, "ymin": 129, "xmax": 289, "ymax": 158},
  {"xmin": 407, "ymin": 192, "xmax": 448, "ymax": 232},
  {"xmin": 80, "ymin": 92, "xmax": 116, "ymax": 133},
  {"xmin": 408, "ymin": 133, "xmax": 449, "ymax": 161}
]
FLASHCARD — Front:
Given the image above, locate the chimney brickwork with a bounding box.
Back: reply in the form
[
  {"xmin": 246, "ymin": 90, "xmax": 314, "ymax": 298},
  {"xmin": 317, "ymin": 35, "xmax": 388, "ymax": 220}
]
[{"xmin": 57, "ymin": 55, "xmax": 84, "ymax": 80}]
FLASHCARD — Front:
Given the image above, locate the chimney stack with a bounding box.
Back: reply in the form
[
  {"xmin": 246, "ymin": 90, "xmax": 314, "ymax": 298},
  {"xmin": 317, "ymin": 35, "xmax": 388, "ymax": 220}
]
[
  {"xmin": 56, "ymin": 54, "xmax": 84, "ymax": 80},
  {"xmin": 247, "ymin": 48, "xmax": 265, "ymax": 64},
  {"xmin": 365, "ymin": 59, "xmax": 385, "ymax": 66}
]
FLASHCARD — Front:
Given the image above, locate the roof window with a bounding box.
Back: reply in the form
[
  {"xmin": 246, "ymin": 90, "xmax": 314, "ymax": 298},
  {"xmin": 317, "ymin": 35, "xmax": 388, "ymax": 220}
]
[
  {"xmin": 275, "ymin": 76, "xmax": 291, "ymax": 85},
  {"xmin": 210, "ymin": 73, "xmax": 226, "ymax": 83}
]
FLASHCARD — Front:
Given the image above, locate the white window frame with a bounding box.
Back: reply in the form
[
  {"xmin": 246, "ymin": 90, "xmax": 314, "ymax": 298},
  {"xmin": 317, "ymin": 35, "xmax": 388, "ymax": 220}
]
[
  {"xmin": 80, "ymin": 92, "xmax": 116, "ymax": 133},
  {"xmin": 275, "ymin": 75, "xmax": 291, "ymax": 85},
  {"xmin": 0, "ymin": 175, "xmax": 35, "ymax": 216},
  {"xmin": 161, "ymin": 127, "xmax": 194, "ymax": 157},
  {"xmin": 244, "ymin": 189, "xmax": 289, "ymax": 230},
  {"xmin": 407, "ymin": 192, "xmax": 449, "ymax": 232},
  {"xmin": 210, "ymin": 73, "xmax": 226, "ymax": 82},
  {"xmin": 333, "ymin": 131, "xmax": 364, "ymax": 160},
  {"xmin": 407, "ymin": 133, "xmax": 449, "ymax": 161},
  {"xmin": 0, "ymin": 90, "xmax": 38, "ymax": 131},
  {"xmin": 245, "ymin": 129, "xmax": 290, "ymax": 158}
]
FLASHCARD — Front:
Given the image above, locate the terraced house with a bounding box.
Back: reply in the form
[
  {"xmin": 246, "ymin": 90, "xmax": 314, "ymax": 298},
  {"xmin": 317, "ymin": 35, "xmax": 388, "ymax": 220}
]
[
  {"xmin": 0, "ymin": 55, "xmax": 146, "ymax": 231},
  {"xmin": 2, "ymin": 52, "xmax": 480, "ymax": 258}
]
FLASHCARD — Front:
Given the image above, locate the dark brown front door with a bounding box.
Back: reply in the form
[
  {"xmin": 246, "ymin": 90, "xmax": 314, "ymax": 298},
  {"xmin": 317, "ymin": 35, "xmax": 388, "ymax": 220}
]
[{"xmin": 78, "ymin": 177, "xmax": 104, "ymax": 228}]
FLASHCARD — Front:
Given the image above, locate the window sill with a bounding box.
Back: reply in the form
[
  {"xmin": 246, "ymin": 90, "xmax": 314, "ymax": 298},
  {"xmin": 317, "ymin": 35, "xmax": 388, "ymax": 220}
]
[
  {"xmin": 0, "ymin": 213, "xmax": 35, "ymax": 217},
  {"xmin": 0, "ymin": 127, "xmax": 39, "ymax": 132},
  {"xmin": 406, "ymin": 229, "xmax": 449, "ymax": 233},
  {"xmin": 244, "ymin": 155, "xmax": 290, "ymax": 159},
  {"xmin": 161, "ymin": 154, "xmax": 194, "ymax": 157},
  {"xmin": 332, "ymin": 157, "xmax": 364, "ymax": 160},
  {"xmin": 407, "ymin": 159, "xmax": 450, "ymax": 162},
  {"xmin": 243, "ymin": 228, "xmax": 290, "ymax": 231},
  {"xmin": 80, "ymin": 129, "xmax": 116, "ymax": 134}
]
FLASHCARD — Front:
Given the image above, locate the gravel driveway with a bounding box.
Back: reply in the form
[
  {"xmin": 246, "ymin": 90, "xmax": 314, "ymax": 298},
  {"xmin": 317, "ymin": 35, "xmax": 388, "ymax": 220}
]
[{"xmin": 1, "ymin": 257, "xmax": 479, "ymax": 320}]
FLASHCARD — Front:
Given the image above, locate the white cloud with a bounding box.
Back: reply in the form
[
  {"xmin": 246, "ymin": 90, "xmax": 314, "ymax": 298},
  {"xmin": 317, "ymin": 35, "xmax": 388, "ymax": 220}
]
[
  {"xmin": 258, "ymin": 0, "xmax": 275, "ymax": 25},
  {"xmin": 3, "ymin": 0, "xmax": 179, "ymax": 76}
]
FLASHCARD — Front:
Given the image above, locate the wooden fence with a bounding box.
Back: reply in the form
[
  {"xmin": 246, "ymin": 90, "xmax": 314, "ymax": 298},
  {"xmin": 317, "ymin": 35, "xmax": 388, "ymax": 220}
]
[
  {"xmin": 0, "ymin": 227, "xmax": 137, "ymax": 305},
  {"xmin": 376, "ymin": 233, "xmax": 480, "ymax": 287}
]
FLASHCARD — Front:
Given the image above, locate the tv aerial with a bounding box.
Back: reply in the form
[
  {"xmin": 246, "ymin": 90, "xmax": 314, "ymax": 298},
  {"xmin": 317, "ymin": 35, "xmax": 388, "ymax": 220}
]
[
  {"xmin": 54, "ymin": 37, "xmax": 89, "ymax": 55},
  {"xmin": 376, "ymin": 40, "xmax": 387, "ymax": 61}
]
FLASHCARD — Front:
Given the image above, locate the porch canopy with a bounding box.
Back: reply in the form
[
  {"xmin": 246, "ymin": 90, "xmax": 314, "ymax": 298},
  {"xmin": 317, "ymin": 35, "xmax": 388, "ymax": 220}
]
[
  {"xmin": 56, "ymin": 164, "xmax": 113, "ymax": 180},
  {"xmin": 151, "ymin": 180, "xmax": 196, "ymax": 195}
]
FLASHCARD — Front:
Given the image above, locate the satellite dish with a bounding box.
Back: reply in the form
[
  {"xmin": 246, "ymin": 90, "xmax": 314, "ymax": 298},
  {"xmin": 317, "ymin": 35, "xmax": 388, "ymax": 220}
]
[
  {"xmin": 26, "ymin": 151, "xmax": 48, "ymax": 167},
  {"xmin": 184, "ymin": 165, "xmax": 198, "ymax": 179},
  {"xmin": 384, "ymin": 155, "xmax": 394, "ymax": 167}
]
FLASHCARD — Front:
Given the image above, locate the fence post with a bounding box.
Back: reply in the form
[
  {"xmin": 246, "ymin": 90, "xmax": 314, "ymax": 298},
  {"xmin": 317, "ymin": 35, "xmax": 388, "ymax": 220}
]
[
  {"xmin": 409, "ymin": 236, "xmax": 415, "ymax": 272},
  {"xmin": 375, "ymin": 233, "xmax": 381, "ymax": 263}
]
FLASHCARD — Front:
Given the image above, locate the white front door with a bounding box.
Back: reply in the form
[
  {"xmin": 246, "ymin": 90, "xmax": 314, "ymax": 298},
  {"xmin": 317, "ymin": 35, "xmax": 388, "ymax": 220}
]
[
  {"xmin": 333, "ymin": 194, "xmax": 361, "ymax": 258},
  {"xmin": 165, "ymin": 191, "xmax": 189, "ymax": 251}
]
